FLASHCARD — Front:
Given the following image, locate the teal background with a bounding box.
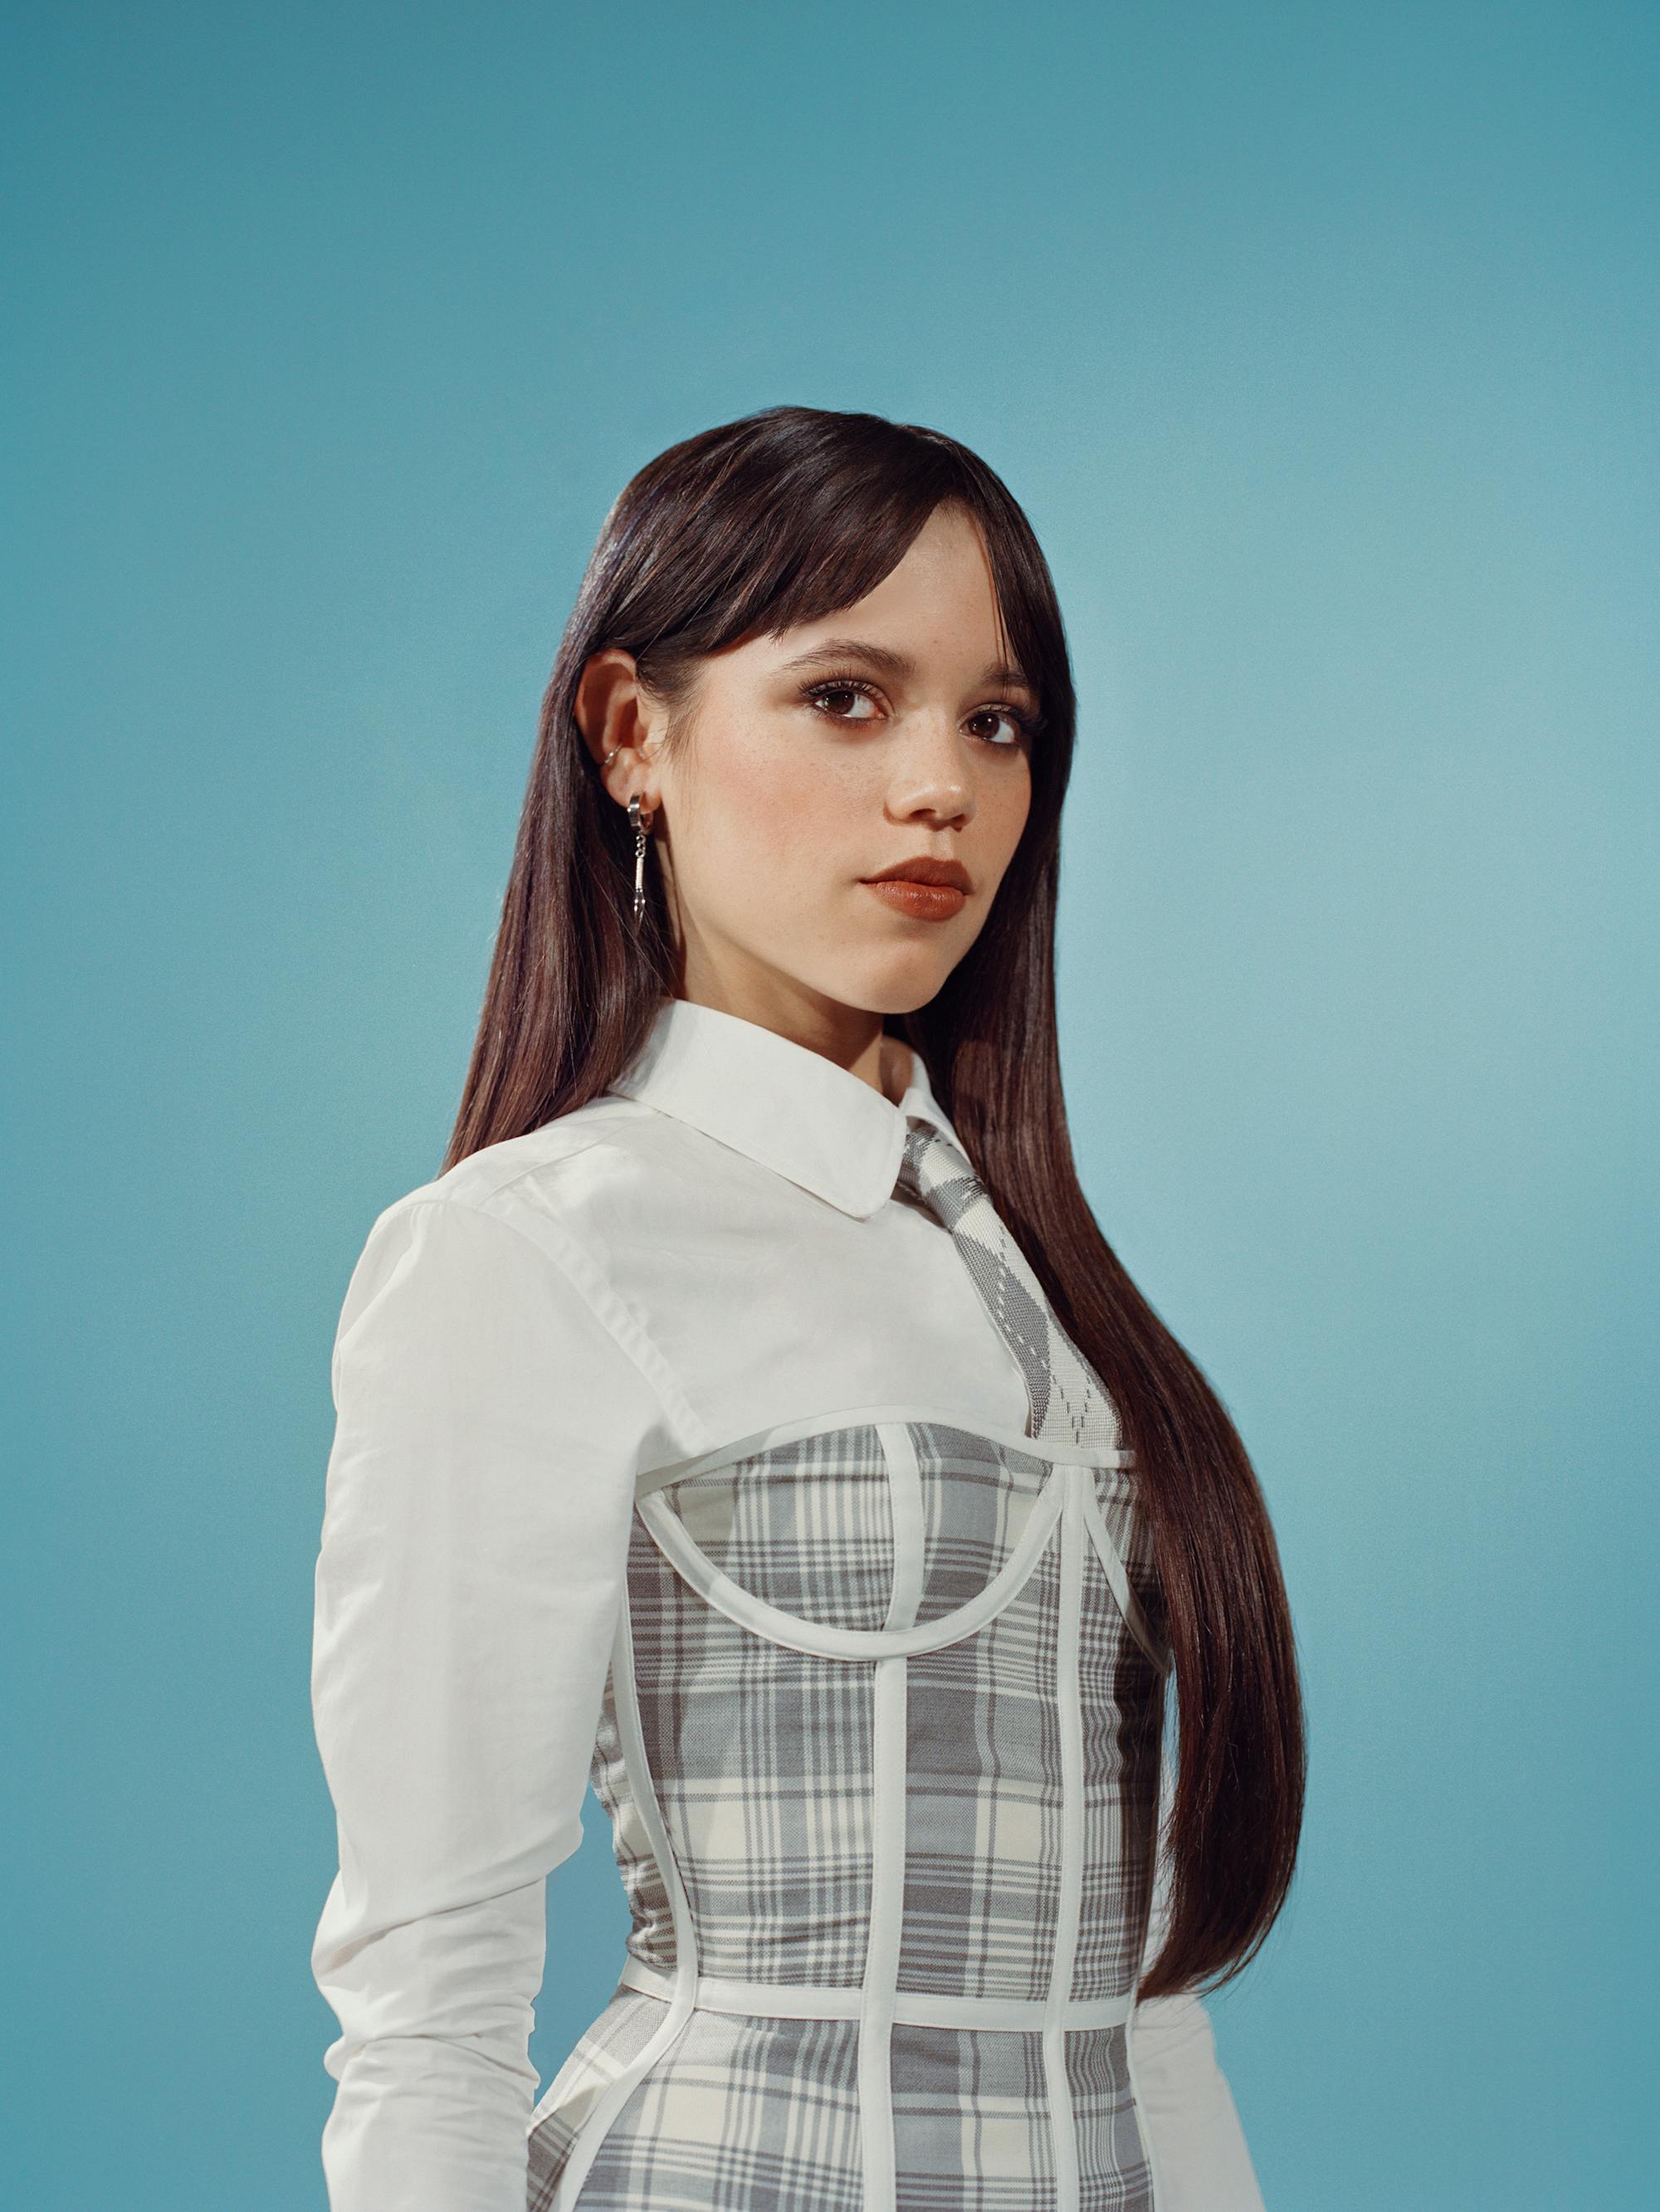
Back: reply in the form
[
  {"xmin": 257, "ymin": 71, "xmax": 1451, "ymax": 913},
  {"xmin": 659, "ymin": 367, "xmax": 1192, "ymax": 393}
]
[{"xmin": 4, "ymin": 3, "xmax": 1654, "ymax": 2206}]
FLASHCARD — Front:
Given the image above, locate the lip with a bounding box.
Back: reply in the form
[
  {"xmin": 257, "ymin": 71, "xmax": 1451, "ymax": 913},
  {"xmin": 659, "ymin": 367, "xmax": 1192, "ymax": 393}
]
[
  {"xmin": 859, "ymin": 857, "xmax": 972, "ymax": 923},
  {"xmin": 862, "ymin": 857, "xmax": 973, "ymax": 891}
]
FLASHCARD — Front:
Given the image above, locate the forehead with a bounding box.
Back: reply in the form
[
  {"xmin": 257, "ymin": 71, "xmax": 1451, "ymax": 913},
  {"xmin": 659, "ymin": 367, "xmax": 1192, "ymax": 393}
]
[{"xmin": 743, "ymin": 512, "xmax": 1029, "ymax": 690}]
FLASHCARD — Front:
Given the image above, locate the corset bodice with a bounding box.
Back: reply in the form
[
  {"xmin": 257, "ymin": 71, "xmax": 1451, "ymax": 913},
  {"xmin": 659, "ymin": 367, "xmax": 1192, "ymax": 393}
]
[{"xmin": 529, "ymin": 1405, "xmax": 1171, "ymax": 2212}]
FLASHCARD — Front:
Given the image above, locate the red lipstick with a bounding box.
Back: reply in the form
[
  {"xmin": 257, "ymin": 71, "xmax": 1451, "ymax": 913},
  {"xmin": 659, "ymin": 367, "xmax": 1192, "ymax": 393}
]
[{"xmin": 859, "ymin": 855, "xmax": 971, "ymax": 922}]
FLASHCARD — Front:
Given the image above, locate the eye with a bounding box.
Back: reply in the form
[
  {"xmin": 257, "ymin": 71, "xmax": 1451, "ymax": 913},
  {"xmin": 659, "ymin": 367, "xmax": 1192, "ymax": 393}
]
[
  {"xmin": 803, "ymin": 676, "xmax": 885, "ymax": 722},
  {"xmin": 967, "ymin": 706, "xmax": 1038, "ymax": 750},
  {"xmin": 801, "ymin": 672, "xmax": 1041, "ymax": 750}
]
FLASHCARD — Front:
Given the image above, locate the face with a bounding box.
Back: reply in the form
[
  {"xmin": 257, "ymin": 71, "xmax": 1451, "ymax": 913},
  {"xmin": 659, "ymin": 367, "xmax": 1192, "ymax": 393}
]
[{"xmin": 579, "ymin": 501, "xmax": 1036, "ymax": 1047}]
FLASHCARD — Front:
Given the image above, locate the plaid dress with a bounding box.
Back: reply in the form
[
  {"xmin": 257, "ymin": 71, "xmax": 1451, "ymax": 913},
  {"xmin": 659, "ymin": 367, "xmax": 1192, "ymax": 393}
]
[{"xmin": 525, "ymin": 1118, "xmax": 1172, "ymax": 2212}]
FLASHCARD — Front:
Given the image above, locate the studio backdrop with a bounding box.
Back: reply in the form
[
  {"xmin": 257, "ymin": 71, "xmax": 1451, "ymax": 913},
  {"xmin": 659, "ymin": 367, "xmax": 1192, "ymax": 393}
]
[{"xmin": 3, "ymin": 5, "xmax": 1653, "ymax": 2209}]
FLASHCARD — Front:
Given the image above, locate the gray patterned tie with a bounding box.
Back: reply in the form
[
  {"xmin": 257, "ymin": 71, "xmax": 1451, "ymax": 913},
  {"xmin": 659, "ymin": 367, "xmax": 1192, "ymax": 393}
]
[{"xmin": 896, "ymin": 1114, "xmax": 1124, "ymax": 1456}]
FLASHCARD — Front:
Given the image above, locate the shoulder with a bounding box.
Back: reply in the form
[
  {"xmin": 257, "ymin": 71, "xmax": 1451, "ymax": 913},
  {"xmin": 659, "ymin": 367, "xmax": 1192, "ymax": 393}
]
[
  {"xmin": 326, "ymin": 1099, "xmax": 700, "ymax": 1458},
  {"xmin": 330, "ymin": 1093, "xmax": 701, "ymax": 1402},
  {"xmin": 348, "ymin": 1090, "xmax": 683, "ymax": 1301}
]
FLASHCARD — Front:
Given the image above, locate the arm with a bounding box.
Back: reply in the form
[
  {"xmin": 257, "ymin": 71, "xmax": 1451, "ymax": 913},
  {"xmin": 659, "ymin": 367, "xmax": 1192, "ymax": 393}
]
[
  {"xmin": 309, "ymin": 1194, "xmax": 666, "ymax": 2212},
  {"xmin": 1129, "ymin": 1742, "xmax": 1267, "ymax": 2210}
]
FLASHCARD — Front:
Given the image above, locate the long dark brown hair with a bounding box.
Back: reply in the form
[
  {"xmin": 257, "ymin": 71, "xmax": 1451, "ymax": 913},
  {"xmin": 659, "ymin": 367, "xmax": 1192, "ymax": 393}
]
[{"xmin": 442, "ymin": 403, "xmax": 1305, "ymax": 2001}]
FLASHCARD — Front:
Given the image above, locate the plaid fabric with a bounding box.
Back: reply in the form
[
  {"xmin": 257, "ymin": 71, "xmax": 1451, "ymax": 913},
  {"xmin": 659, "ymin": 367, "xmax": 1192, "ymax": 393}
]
[
  {"xmin": 528, "ymin": 1119, "xmax": 1168, "ymax": 2210},
  {"xmin": 530, "ymin": 1996, "xmax": 865, "ymax": 2212}
]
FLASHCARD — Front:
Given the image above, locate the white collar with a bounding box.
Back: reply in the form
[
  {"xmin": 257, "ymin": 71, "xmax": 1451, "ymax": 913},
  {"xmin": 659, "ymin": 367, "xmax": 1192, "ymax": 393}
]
[{"xmin": 608, "ymin": 996, "xmax": 965, "ymax": 1219}]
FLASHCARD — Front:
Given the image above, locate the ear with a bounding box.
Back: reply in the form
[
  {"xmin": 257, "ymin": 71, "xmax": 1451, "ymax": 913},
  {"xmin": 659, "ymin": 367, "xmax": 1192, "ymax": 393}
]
[{"xmin": 574, "ymin": 647, "xmax": 656, "ymax": 811}]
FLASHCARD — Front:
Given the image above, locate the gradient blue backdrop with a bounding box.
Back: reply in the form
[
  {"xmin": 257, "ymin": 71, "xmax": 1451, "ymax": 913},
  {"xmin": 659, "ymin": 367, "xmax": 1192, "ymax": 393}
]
[{"xmin": 4, "ymin": 4, "xmax": 1654, "ymax": 2206}]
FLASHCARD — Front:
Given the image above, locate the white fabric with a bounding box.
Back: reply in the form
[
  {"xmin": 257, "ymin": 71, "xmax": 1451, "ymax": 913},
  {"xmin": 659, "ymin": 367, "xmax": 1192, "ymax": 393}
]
[{"xmin": 310, "ymin": 993, "xmax": 1266, "ymax": 2210}]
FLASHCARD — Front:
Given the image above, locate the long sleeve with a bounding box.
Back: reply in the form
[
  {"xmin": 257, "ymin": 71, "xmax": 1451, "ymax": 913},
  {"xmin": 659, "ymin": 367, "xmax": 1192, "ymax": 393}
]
[
  {"xmin": 1129, "ymin": 1745, "xmax": 1267, "ymax": 2210},
  {"xmin": 310, "ymin": 1194, "xmax": 671, "ymax": 2212}
]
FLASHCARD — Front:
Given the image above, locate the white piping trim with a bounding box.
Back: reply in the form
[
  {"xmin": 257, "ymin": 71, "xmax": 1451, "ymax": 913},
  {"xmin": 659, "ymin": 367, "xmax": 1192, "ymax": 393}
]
[
  {"xmin": 544, "ymin": 1596, "xmax": 699, "ymax": 2209},
  {"xmin": 637, "ymin": 1464, "xmax": 1067, "ymax": 1659},
  {"xmin": 863, "ymin": 1421, "xmax": 925, "ymax": 2208},
  {"xmin": 614, "ymin": 1951, "xmax": 1137, "ymax": 2031},
  {"xmin": 877, "ymin": 1422, "xmax": 927, "ymax": 1629},
  {"xmin": 637, "ymin": 1403, "xmax": 1134, "ymax": 1496},
  {"xmin": 1044, "ymin": 1468, "xmax": 1086, "ymax": 2212},
  {"xmin": 1079, "ymin": 1478, "xmax": 1170, "ymax": 1674},
  {"xmin": 860, "ymin": 1649, "xmax": 907, "ymax": 2212},
  {"xmin": 1124, "ymin": 1725, "xmax": 1177, "ymax": 2212}
]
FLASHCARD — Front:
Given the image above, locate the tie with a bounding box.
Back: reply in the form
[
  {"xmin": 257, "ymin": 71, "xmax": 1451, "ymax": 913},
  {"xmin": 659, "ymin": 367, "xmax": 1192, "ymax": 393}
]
[{"xmin": 896, "ymin": 1114, "xmax": 1125, "ymax": 1456}]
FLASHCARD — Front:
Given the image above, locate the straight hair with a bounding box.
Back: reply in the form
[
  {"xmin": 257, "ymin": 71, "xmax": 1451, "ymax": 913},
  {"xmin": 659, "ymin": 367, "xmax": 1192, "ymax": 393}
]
[{"xmin": 442, "ymin": 403, "xmax": 1306, "ymax": 2000}]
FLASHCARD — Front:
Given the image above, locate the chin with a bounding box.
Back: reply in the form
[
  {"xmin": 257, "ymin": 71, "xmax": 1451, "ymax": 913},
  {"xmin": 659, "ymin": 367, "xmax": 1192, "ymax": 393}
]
[{"xmin": 833, "ymin": 950, "xmax": 959, "ymax": 1018}]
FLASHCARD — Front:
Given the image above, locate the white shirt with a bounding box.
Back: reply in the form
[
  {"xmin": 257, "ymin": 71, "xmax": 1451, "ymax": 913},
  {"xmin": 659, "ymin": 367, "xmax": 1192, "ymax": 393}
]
[{"xmin": 310, "ymin": 994, "xmax": 1266, "ymax": 2210}]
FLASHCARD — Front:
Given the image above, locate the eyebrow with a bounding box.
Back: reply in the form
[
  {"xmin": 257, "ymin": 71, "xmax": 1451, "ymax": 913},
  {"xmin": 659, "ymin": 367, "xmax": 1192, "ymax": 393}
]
[{"xmin": 778, "ymin": 636, "xmax": 1037, "ymax": 697}]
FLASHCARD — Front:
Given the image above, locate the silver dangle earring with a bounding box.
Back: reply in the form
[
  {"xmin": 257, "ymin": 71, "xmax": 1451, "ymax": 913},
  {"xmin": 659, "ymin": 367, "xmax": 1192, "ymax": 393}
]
[{"xmin": 627, "ymin": 793, "xmax": 653, "ymax": 925}]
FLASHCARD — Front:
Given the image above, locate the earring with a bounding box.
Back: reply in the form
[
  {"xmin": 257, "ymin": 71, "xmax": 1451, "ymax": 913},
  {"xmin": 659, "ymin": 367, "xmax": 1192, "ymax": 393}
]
[{"xmin": 627, "ymin": 793, "xmax": 654, "ymax": 925}]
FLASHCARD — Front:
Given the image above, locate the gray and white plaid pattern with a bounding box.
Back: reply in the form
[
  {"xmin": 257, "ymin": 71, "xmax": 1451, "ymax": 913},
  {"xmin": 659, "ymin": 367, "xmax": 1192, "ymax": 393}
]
[
  {"xmin": 897, "ymin": 1115, "xmax": 1123, "ymax": 1456},
  {"xmin": 526, "ymin": 1119, "xmax": 1163, "ymax": 2211}
]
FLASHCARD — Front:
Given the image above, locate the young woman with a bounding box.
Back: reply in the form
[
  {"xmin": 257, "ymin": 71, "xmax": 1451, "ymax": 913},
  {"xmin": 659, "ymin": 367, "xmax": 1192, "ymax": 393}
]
[{"xmin": 309, "ymin": 405, "xmax": 1306, "ymax": 2212}]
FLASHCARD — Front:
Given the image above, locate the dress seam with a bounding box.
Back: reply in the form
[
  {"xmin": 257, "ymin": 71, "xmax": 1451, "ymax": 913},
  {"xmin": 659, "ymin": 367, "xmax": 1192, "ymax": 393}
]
[
  {"xmin": 541, "ymin": 1585, "xmax": 700, "ymax": 2209},
  {"xmin": 1046, "ymin": 1470, "xmax": 1086, "ymax": 2211},
  {"xmin": 390, "ymin": 1194, "xmax": 713, "ymax": 1453}
]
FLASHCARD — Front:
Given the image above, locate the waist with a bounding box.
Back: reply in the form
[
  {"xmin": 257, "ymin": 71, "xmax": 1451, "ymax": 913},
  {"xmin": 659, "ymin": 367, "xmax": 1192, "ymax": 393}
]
[{"xmin": 616, "ymin": 1951, "xmax": 1137, "ymax": 2031}]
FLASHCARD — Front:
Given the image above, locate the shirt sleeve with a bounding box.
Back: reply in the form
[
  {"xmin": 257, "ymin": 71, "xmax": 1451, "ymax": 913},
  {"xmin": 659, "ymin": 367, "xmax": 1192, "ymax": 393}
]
[
  {"xmin": 1129, "ymin": 1741, "xmax": 1269, "ymax": 2210},
  {"xmin": 309, "ymin": 1194, "xmax": 671, "ymax": 2212}
]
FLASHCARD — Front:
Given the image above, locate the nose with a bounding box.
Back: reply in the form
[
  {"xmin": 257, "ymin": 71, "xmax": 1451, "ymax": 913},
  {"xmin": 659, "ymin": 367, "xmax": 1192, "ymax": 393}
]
[{"xmin": 886, "ymin": 714, "xmax": 974, "ymax": 828}]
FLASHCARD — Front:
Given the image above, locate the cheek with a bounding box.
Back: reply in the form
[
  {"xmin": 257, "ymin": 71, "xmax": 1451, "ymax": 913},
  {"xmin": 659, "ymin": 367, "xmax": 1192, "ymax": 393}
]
[
  {"xmin": 688, "ymin": 730, "xmax": 865, "ymax": 874},
  {"xmin": 971, "ymin": 765, "xmax": 1033, "ymax": 884},
  {"xmin": 997, "ymin": 774, "xmax": 1033, "ymax": 860}
]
